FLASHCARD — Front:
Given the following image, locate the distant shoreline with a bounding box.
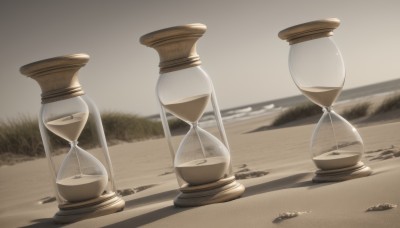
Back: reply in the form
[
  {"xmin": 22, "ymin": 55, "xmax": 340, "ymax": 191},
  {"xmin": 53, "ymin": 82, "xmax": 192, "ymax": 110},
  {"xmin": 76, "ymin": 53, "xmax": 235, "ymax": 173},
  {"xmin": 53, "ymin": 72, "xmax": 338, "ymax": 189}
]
[
  {"xmin": 147, "ymin": 78, "xmax": 400, "ymax": 120},
  {"xmin": 221, "ymin": 78, "xmax": 400, "ymax": 114}
]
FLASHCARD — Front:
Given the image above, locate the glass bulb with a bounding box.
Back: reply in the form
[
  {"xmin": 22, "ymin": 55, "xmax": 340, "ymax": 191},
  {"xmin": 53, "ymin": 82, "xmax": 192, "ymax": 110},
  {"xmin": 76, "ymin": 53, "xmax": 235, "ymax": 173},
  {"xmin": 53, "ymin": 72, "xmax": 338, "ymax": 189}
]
[
  {"xmin": 157, "ymin": 67, "xmax": 212, "ymax": 121},
  {"xmin": 289, "ymin": 37, "xmax": 345, "ymax": 107},
  {"xmin": 56, "ymin": 144, "xmax": 108, "ymax": 202},
  {"xmin": 311, "ymin": 109, "xmax": 363, "ymax": 170},
  {"xmin": 175, "ymin": 126, "xmax": 230, "ymax": 185},
  {"xmin": 163, "ymin": 93, "xmax": 210, "ymax": 123}
]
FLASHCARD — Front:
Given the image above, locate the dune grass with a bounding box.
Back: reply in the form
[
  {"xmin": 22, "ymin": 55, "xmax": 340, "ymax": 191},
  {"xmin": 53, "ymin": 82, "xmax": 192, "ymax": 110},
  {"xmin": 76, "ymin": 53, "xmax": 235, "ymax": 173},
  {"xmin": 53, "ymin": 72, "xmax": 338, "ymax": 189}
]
[
  {"xmin": 272, "ymin": 102, "xmax": 321, "ymax": 127},
  {"xmin": 340, "ymin": 102, "xmax": 371, "ymax": 120},
  {"xmin": 272, "ymin": 92, "xmax": 400, "ymax": 127},
  {"xmin": 101, "ymin": 112, "xmax": 163, "ymax": 143},
  {"xmin": 0, "ymin": 112, "xmax": 172, "ymax": 164},
  {"xmin": 3, "ymin": 93, "xmax": 399, "ymax": 165},
  {"xmin": 0, "ymin": 111, "xmax": 193, "ymax": 165},
  {"xmin": 372, "ymin": 93, "xmax": 400, "ymax": 115},
  {"xmin": 0, "ymin": 115, "xmax": 43, "ymax": 157}
]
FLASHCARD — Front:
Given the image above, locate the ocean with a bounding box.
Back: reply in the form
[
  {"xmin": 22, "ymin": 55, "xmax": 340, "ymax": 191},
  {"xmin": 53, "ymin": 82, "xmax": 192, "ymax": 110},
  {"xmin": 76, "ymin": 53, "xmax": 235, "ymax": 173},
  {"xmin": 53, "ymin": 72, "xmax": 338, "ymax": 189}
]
[
  {"xmin": 212, "ymin": 78, "xmax": 400, "ymax": 125},
  {"xmin": 150, "ymin": 78, "xmax": 400, "ymax": 126}
]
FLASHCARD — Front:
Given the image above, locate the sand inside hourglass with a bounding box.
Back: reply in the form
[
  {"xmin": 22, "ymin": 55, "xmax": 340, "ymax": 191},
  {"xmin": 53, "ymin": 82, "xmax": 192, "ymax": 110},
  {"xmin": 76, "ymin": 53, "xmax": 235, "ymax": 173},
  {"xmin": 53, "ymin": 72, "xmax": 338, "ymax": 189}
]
[
  {"xmin": 176, "ymin": 156, "xmax": 228, "ymax": 185},
  {"xmin": 299, "ymin": 86, "xmax": 342, "ymax": 107},
  {"xmin": 56, "ymin": 174, "xmax": 108, "ymax": 202},
  {"xmin": 45, "ymin": 112, "xmax": 89, "ymax": 141},
  {"xmin": 163, "ymin": 94, "xmax": 210, "ymax": 123},
  {"xmin": 313, "ymin": 151, "xmax": 360, "ymax": 170},
  {"xmin": 46, "ymin": 112, "xmax": 108, "ymax": 202}
]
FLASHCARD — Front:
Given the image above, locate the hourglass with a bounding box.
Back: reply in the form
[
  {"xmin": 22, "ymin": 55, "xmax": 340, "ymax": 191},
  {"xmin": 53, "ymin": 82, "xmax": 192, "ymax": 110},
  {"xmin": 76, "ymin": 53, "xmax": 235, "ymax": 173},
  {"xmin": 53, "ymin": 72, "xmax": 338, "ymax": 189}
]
[
  {"xmin": 140, "ymin": 23, "xmax": 245, "ymax": 206},
  {"xmin": 278, "ymin": 18, "xmax": 372, "ymax": 182},
  {"xmin": 20, "ymin": 54, "xmax": 124, "ymax": 223},
  {"xmin": 44, "ymin": 98, "xmax": 108, "ymax": 203},
  {"xmin": 165, "ymin": 93, "xmax": 231, "ymax": 186}
]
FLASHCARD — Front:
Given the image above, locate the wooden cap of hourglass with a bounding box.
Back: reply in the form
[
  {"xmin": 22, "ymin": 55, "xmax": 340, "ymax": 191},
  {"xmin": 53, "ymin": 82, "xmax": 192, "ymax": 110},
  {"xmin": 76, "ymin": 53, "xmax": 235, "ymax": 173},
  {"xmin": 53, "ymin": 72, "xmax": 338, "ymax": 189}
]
[
  {"xmin": 20, "ymin": 54, "xmax": 89, "ymax": 104},
  {"xmin": 278, "ymin": 18, "xmax": 340, "ymax": 45},
  {"xmin": 140, "ymin": 23, "xmax": 206, "ymax": 74}
]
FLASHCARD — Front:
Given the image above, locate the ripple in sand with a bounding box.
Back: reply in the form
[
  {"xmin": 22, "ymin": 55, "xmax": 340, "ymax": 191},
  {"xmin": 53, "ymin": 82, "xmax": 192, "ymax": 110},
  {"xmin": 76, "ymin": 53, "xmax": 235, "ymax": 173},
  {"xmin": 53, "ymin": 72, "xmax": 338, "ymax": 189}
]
[
  {"xmin": 273, "ymin": 211, "xmax": 310, "ymax": 223},
  {"xmin": 366, "ymin": 203, "xmax": 397, "ymax": 212}
]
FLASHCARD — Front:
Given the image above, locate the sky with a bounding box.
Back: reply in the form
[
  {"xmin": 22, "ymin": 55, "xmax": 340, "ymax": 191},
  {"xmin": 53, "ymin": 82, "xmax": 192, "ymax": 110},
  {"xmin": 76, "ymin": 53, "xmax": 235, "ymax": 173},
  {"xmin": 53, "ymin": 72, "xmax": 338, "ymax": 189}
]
[{"xmin": 1, "ymin": 0, "xmax": 399, "ymax": 120}]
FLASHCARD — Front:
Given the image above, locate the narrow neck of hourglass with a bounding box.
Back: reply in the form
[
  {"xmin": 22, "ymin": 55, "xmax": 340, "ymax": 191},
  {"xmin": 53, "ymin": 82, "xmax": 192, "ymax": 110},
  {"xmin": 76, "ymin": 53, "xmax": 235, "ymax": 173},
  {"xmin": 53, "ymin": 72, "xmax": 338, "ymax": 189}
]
[
  {"xmin": 192, "ymin": 122, "xmax": 199, "ymax": 128},
  {"xmin": 323, "ymin": 106, "xmax": 334, "ymax": 113},
  {"xmin": 69, "ymin": 141, "xmax": 79, "ymax": 147}
]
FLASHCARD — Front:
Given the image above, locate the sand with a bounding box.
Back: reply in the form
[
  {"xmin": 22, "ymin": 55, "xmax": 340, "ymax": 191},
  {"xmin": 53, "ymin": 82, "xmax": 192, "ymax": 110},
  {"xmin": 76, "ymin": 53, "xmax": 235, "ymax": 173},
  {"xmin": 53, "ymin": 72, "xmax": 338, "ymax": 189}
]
[
  {"xmin": 175, "ymin": 156, "xmax": 228, "ymax": 185},
  {"xmin": 299, "ymin": 86, "xmax": 342, "ymax": 107},
  {"xmin": 56, "ymin": 174, "xmax": 108, "ymax": 202},
  {"xmin": 45, "ymin": 112, "xmax": 89, "ymax": 141},
  {"xmin": 313, "ymin": 151, "xmax": 361, "ymax": 170},
  {"xmin": 1, "ymin": 93, "xmax": 400, "ymax": 227},
  {"xmin": 163, "ymin": 94, "xmax": 210, "ymax": 123}
]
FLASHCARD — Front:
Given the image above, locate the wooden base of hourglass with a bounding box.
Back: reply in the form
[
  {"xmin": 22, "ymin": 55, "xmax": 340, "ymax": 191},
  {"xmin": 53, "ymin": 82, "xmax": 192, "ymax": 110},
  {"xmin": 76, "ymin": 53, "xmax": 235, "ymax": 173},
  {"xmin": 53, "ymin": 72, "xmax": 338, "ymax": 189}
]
[
  {"xmin": 54, "ymin": 192, "xmax": 125, "ymax": 224},
  {"xmin": 174, "ymin": 176, "xmax": 245, "ymax": 207},
  {"xmin": 312, "ymin": 162, "xmax": 372, "ymax": 183}
]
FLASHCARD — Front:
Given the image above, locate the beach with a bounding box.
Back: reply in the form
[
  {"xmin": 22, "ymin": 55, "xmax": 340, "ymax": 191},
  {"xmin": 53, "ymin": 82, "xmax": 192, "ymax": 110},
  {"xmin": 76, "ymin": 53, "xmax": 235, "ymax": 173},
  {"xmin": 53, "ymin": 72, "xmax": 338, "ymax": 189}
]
[{"xmin": 1, "ymin": 89, "xmax": 400, "ymax": 228}]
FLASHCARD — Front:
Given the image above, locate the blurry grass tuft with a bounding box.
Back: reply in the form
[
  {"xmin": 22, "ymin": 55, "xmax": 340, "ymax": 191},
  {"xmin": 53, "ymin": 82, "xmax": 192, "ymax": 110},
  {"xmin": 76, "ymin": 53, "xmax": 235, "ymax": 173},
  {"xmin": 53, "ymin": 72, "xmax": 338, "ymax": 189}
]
[
  {"xmin": 168, "ymin": 118, "xmax": 189, "ymax": 131},
  {"xmin": 100, "ymin": 112, "xmax": 163, "ymax": 143},
  {"xmin": 272, "ymin": 102, "xmax": 321, "ymax": 127},
  {"xmin": 340, "ymin": 102, "xmax": 371, "ymax": 120},
  {"xmin": 0, "ymin": 115, "xmax": 43, "ymax": 157},
  {"xmin": 372, "ymin": 93, "xmax": 400, "ymax": 115},
  {"xmin": 0, "ymin": 112, "xmax": 189, "ymax": 164}
]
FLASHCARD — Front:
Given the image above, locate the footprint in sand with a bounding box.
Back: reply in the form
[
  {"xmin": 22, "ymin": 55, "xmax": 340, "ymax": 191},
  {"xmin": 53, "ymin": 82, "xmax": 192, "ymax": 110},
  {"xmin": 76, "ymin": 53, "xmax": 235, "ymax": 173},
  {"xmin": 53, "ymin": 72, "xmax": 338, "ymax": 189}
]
[
  {"xmin": 365, "ymin": 145, "xmax": 400, "ymax": 161},
  {"xmin": 117, "ymin": 184, "xmax": 158, "ymax": 197},
  {"xmin": 234, "ymin": 164, "xmax": 269, "ymax": 180},
  {"xmin": 273, "ymin": 211, "xmax": 310, "ymax": 223},
  {"xmin": 366, "ymin": 203, "xmax": 397, "ymax": 212}
]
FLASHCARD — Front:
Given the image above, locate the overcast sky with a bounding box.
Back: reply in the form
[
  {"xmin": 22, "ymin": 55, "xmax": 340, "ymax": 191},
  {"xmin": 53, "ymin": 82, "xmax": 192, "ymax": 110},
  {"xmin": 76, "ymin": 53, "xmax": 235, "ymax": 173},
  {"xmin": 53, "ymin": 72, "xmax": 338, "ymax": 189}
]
[{"xmin": 1, "ymin": 0, "xmax": 399, "ymax": 120}]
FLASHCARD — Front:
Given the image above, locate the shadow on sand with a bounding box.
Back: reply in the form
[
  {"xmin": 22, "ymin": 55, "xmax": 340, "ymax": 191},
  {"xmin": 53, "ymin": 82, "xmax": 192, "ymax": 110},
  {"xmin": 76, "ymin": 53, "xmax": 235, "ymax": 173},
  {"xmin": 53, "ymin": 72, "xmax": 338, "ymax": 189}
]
[
  {"xmin": 21, "ymin": 218, "xmax": 62, "ymax": 228},
  {"xmin": 23, "ymin": 172, "xmax": 346, "ymax": 227},
  {"xmin": 241, "ymin": 172, "xmax": 334, "ymax": 199},
  {"xmin": 103, "ymin": 205, "xmax": 189, "ymax": 228},
  {"xmin": 103, "ymin": 172, "xmax": 336, "ymax": 227}
]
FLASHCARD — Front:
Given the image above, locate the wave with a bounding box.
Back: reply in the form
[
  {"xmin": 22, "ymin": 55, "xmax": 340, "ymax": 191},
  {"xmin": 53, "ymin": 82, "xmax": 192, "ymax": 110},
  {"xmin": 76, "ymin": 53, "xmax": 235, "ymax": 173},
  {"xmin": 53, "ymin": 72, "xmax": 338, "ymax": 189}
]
[
  {"xmin": 263, "ymin": 104, "xmax": 275, "ymax": 110},
  {"xmin": 226, "ymin": 107, "xmax": 252, "ymax": 115}
]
